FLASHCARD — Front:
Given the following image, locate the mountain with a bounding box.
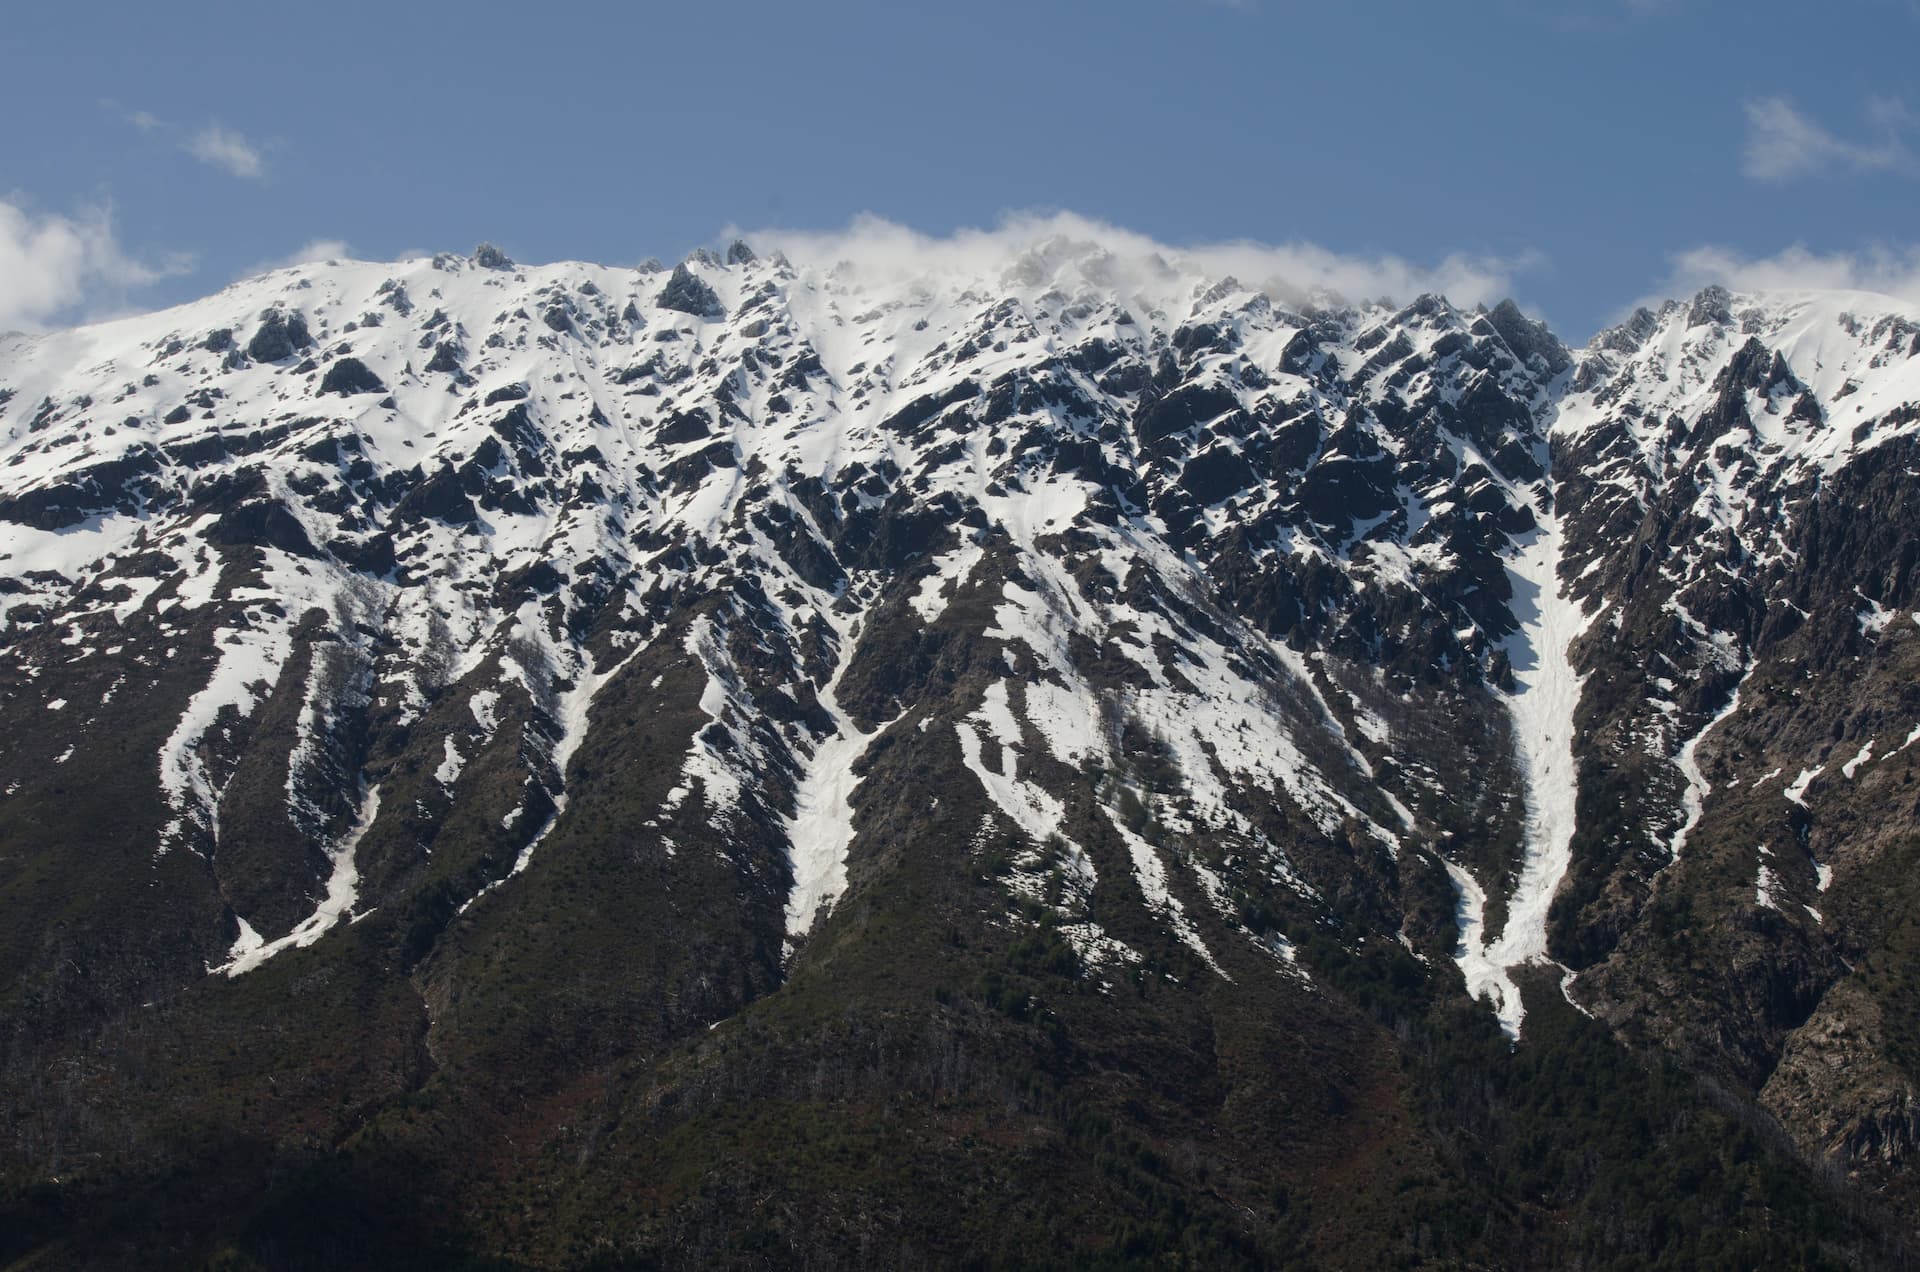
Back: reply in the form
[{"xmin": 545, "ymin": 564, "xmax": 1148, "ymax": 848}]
[{"xmin": 0, "ymin": 238, "xmax": 1915, "ymax": 1267}]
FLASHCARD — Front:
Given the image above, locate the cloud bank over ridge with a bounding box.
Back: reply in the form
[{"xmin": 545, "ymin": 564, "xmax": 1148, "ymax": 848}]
[
  {"xmin": 1666, "ymin": 242, "xmax": 1920, "ymax": 305},
  {"xmin": 743, "ymin": 211, "xmax": 1543, "ymax": 316}
]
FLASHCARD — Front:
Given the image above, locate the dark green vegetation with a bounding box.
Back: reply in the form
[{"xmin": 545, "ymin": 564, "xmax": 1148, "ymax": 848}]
[
  {"xmin": 0, "ymin": 893, "xmax": 1892, "ymax": 1270},
  {"xmin": 0, "ymin": 603, "xmax": 1901, "ymax": 1268}
]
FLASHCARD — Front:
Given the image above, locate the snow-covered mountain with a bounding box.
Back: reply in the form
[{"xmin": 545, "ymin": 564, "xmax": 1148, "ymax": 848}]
[
  {"xmin": 1551, "ymin": 287, "xmax": 1920, "ymax": 1183},
  {"xmin": 3, "ymin": 241, "xmax": 1917, "ymax": 1266},
  {"xmin": 0, "ymin": 239, "xmax": 1569, "ymax": 996}
]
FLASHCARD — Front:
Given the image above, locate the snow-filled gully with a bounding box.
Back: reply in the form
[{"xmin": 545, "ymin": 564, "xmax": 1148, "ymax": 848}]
[
  {"xmin": 1670, "ymin": 682, "xmax": 1747, "ymax": 858},
  {"xmin": 216, "ymin": 782, "xmax": 382, "ymax": 977},
  {"xmin": 783, "ymin": 625, "xmax": 896, "ymax": 956},
  {"xmin": 1447, "ymin": 510, "xmax": 1596, "ymax": 1039}
]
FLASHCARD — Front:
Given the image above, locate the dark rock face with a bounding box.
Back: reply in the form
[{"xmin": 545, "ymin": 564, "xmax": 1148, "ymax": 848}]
[
  {"xmin": 1135, "ymin": 382, "xmax": 1239, "ymax": 446},
  {"xmin": 245, "ymin": 308, "xmax": 313, "ymax": 362},
  {"xmin": 472, "ymin": 242, "xmax": 513, "ymax": 269},
  {"xmin": 656, "ymin": 262, "xmax": 724, "ymax": 318},
  {"xmin": 0, "ymin": 253, "xmax": 1913, "ymax": 1267},
  {"xmin": 657, "ymin": 407, "xmax": 712, "ymax": 444},
  {"xmin": 205, "ymin": 496, "xmax": 319, "ymax": 557},
  {"xmin": 1485, "ymin": 298, "xmax": 1572, "ymax": 375},
  {"xmin": 1177, "ymin": 444, "xmax": 1258, "ymax": 505},
  {"xmin": 0, "ymin": 449, "xmax": 164, "ymax": 530},
  {"xmin": 424, "ymin": 341, "xmax": 463, "ymax": 374},
  {"xmin": 318, "ymin": 356, "xmax": 388, "ymax": 396}
]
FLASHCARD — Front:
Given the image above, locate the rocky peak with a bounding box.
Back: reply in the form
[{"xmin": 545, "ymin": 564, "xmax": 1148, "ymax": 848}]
[
  {"xmin": 1687, "ymin": 282, "xmax": 1734, "ymax": 328},
  {"xmin": 656, "ymin": 261, "xmax": 725, "ymax": 317},
  {"xmin": 1486, "ymin": 297, "xmax": 1573, "ymax": 376}
]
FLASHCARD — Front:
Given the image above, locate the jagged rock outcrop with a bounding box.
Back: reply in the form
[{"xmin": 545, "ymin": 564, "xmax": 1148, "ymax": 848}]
[
  {"xmin": 655, "ymin": 261, "xmax": 725, "ymax": 318},
  {"xmin": 318, "ymin": 355, "xmax": 387, "ymax": 396},
  {"xmin": 244, "ymin": 306, "xmax": 312, "ymax": 361}
]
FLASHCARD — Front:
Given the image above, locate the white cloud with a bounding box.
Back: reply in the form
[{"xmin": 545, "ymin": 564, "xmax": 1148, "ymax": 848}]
[
  {"xmin": 185, "ymin": 123, "xmax": 266, "ymax": 180},
  {"xmin": 0, "ymin": 199, "xmax": 188, "ymax": 333},
  {"xmin": 237, "ymin": 240, "xmax": 361, "ymax": 282},
  {"xmin": 107, "ymin": 104, "xmax": 274, "ymax": 181},
  {"xmin": 271, "ymin": 239, "xmax": 352, "ymax": 269},
  {"xmin": 1741, "ymin": 96, "xmax": 1916, "ymax": 182},
  {"xmin": 740, "ymin": 210, "xmax": 1539, "ymax": 314},
  {"xmin": 1664, "ymin": 243, "xmax": 1920, "ymax": 302}
]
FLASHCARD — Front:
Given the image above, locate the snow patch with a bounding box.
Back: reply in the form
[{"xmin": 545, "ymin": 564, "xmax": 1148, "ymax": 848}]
[
  {"xmin": 1102, "ymin": 805, "xmax": 1227, "ymax": 979},
  {"xmin": 1784, "ymin": 765, "xmax": 1824, "ymax": 806},
  {"xmin": 784, "ymin": 621, "xmax": 896, "ymax": 949},
  {"xmin": 1670, "ymin": 683, "xmax": 1747, "ymax": 861},
  {"xmin": 955, "ymin": 681, "xmax": 1074, "ymax": 852},
  {"xmin": 217, "ymin": 784, "xmax": 382, "ymax": 976},
  {"xmin": 1755, "ymin": 845, "xmax": 1780, "ymax": 911},
  {"xmin": 504, "ymin": 642, "xmax": 642, "ymax": 879},
  {"xmin": 1445, "ymin": 859, "xmax": 1521, "ymax": 1036},
  {"xmin": 1842, "ymin": 740, "xmax": 1875, "ymax": 779},
  {"xmin": 468, "ymin": 688, "xmax": 500, "ymax": 734},
  {"xmin": 157, "ymin": 632, "xmax": 295, "ymax": 854},
  {"xmin": 436, "ymin": 735, "xmax": 465, "ymax": 787},
  {"xmin": 909, "ymin": 540, "xmax": 983, "ymax": 623}
]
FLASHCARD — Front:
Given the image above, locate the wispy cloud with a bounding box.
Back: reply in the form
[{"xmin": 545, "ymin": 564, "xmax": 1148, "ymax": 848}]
[
  {"xmin": 184, "ymin": 123, "xmax": 267, "ymax": 180},
  {"xmin": 278, "ymin": 239, "xmax": 351, "ymax": 266},
  {"xmin": 1741, "ymin": 96, "xmax": 1917, "ymax": 182},
  {"xmin": 0, "ymin": 198, "xmax": 191, "ymax": 333},
  {"xmin": 740, "ymin": 210, "xmax": 1541, "ymax": 313},
  {"xmin": 104, "ymin": 103, "xmax": 272, "ymax": 181},
  {"xmin": 249, "ymin": 239, "xmax": 353, "ymax": 275},
  {"xmin": 1664, "ymin": 242, "xmax": 1920, "ymax": 302}
]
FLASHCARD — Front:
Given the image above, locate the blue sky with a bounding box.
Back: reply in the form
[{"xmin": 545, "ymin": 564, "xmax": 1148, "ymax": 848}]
[{"xmin": 4, "ymin": 0, "xmax": 1918, "ymax": 339}]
